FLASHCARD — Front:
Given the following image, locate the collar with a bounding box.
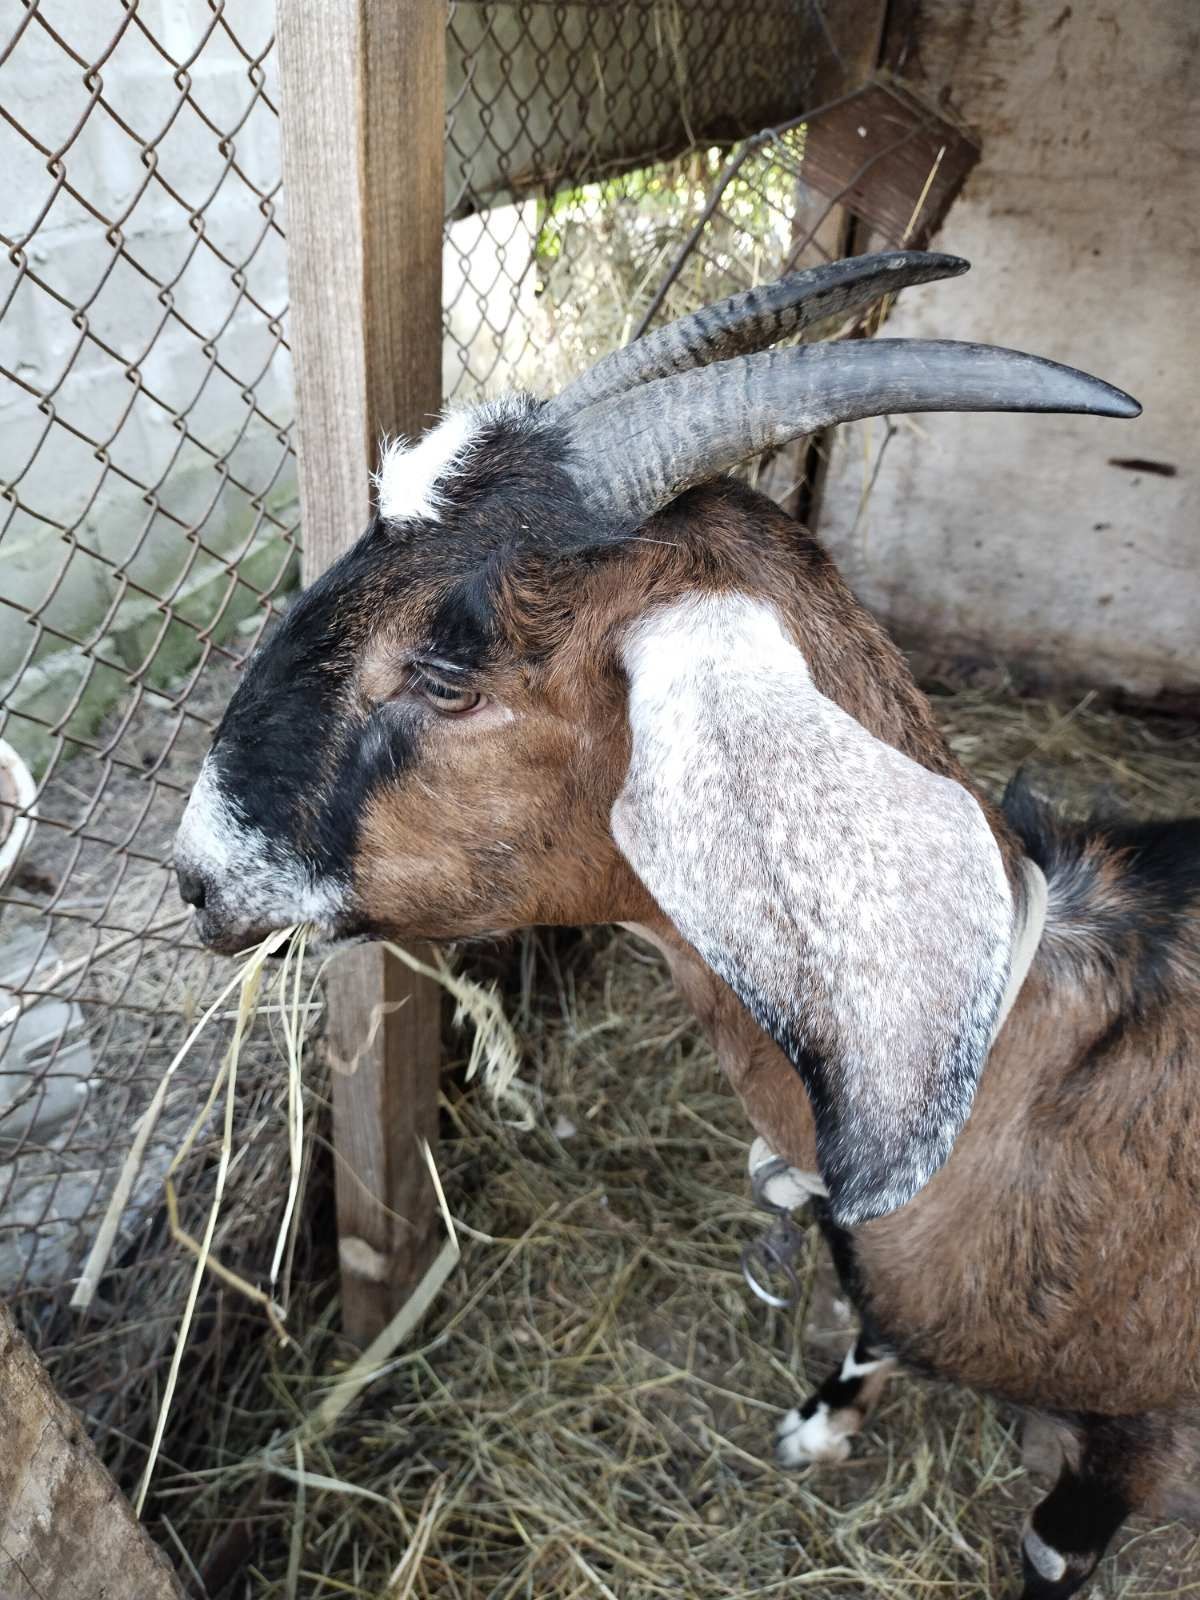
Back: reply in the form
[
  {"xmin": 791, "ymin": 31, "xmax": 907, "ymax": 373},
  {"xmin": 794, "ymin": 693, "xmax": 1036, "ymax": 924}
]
[{"xmin": 989, "ymin": 857, "xmax": 1048, "ymax": 1046}]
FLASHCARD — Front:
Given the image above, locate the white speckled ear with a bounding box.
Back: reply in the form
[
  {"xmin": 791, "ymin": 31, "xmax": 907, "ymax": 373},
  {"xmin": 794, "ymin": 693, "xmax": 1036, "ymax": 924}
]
[{"xmin": 612, "ymin": 593, "xmax": 1014, "ymax": 1226}]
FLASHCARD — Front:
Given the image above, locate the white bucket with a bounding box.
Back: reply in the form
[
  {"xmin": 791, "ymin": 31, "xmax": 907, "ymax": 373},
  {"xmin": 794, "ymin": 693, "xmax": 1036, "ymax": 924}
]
[{"xmin": 0, "ymin": 739, "xmax": 36, "ymax": 889}]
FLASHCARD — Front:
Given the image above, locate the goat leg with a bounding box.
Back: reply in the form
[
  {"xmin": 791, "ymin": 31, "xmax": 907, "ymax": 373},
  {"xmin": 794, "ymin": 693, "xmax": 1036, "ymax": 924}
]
[
  {"xmin": 776, "ymin": 1333, "xmax": 897, "ymax": 1465},
  {"xmin": 1018, "ymin": 1413, "xmax": 1163, "ymax": 1598}
]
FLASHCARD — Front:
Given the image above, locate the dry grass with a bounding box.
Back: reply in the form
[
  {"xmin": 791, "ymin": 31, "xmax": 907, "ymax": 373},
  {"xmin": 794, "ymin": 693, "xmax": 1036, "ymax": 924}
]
[
  {"xmin": 106, "ymin": 685, "xmax": 1200, "ymax": 1600},
  {"xmin": 933, "ymin": 682, "xmax": 1198, "ymax": 822}
]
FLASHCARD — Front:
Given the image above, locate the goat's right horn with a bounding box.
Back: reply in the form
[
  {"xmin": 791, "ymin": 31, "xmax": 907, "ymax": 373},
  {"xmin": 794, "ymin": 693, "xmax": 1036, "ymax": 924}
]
[
  {"xmin": 563, "ymin": 338, "xmax": 1142, "ymax": 532},
  {"xmin": 546, "ymin": 250, "xmax": 970, "ymax": 420}
]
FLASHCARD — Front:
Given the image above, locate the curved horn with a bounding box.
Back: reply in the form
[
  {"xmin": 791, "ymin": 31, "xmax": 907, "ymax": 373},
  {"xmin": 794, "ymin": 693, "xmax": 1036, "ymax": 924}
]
[
  {"xmin": 563, "ymin": 339, "xmax": 1142, "ymax": 530},
  {"xmin": 546, "ymin": 251, "xmax": 970, "ymax": 421}
]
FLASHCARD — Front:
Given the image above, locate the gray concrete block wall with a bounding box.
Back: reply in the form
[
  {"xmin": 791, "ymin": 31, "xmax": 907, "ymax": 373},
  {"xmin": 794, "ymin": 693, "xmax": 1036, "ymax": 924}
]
[{"xmin": 0, "ymin": 0, "xmax": 297, "ymax": 770}]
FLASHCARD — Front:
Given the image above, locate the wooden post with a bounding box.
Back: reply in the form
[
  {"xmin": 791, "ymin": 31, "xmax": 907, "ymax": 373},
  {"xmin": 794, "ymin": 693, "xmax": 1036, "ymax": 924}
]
[
  {"xmin": 0, "ymin": 1306, "xmax": 183, "ymax": 1599},
  {"xmin": 278, "ymin": 0, "xmax": 447, "ymax": 1342}
]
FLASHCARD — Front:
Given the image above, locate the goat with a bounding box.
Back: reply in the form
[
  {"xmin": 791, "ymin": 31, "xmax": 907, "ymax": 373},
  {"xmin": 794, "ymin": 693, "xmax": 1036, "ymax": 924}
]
[{"xmin": 174, "ymin": 251, "xmax": 1195, "ymax": 1597}]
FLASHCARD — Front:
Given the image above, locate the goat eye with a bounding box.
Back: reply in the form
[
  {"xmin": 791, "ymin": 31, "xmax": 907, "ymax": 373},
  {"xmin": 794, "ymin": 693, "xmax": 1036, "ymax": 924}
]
[{"xmin": 412, "ymin": 672, "xmax": 484, "ymax": 715}]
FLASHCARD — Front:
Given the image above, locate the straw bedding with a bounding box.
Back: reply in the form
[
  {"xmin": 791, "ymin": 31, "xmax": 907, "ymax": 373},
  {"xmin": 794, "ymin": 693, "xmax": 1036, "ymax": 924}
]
[{"xmin": 33, "ymin": 686, "xmax": 1200, "ymax": 1596}]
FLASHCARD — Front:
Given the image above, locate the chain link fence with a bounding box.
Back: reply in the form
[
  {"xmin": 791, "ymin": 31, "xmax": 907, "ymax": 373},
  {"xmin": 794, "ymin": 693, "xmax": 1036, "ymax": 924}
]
[
  {"xmin": 0, "ymin": 0, "xmax": 965, "ymax": 1515},
  {"xmin": 1, "ymin": 0, "xmax": 292, "ymax": 1317}
]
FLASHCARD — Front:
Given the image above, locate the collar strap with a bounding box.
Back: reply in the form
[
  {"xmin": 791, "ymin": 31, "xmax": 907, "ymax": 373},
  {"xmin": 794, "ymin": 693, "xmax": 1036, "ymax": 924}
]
[{"xmin": 989, "ymin": 857, "xmax": 1048, "ymax": 1046}]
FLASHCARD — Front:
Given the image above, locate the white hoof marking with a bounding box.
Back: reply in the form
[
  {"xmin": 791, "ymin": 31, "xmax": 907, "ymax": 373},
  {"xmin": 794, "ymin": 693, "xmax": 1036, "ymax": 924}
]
[
  {"xmin": 776, "ymin": 1403, "xmax": 854, "ymax": 1465},
  {"xmin": 1024, "ymin": 1527, "xmax": 1068, "ymax": 1583}
]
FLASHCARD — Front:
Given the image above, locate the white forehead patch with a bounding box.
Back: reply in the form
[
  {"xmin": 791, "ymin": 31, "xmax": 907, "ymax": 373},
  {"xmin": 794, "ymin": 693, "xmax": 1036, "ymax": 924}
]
[
  {"xmin": 373, "ymin": 394, "xmax": 537, "ymax": 525},
  {"xmin": 374, "ymin": 408, "xmax": 481, "ymax": 523}
]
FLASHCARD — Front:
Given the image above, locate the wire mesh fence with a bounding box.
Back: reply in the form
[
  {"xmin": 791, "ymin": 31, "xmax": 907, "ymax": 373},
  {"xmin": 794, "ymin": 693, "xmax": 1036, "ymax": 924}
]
[
  {"xmin": 0, "ymin": 0, "xmax": 965, "ymax": 1514},
  {"xmin": 0, "ymin": 0, "xmax": 293, "ymax": 1321}
]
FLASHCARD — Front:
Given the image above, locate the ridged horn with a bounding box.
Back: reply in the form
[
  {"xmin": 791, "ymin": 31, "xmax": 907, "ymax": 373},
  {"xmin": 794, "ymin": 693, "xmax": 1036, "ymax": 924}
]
[
  {"xmin": 562, "ymin": 339, "xmax": 1142, "ymax": 530},
  {"xmin": 546, "ymin": 251, "xmax": 970, "ymax": 421}
]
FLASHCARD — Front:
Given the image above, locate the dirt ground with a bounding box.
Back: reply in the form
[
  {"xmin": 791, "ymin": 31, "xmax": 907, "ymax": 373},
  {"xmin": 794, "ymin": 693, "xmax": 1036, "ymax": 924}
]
[{"xmin": 1, "ymin": 658, "xmax": 258, "ymax": 1297}]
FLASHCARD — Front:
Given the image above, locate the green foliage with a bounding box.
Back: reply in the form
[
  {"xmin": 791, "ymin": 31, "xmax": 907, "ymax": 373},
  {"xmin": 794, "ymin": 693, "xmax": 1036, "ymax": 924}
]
[{"xmin": 533, "ymin": 131, "xmax": 806, "ymax": 278}]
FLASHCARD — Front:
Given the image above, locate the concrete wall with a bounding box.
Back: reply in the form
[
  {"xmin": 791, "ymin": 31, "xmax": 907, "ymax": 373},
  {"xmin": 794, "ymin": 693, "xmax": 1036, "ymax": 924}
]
[
  {"xmin": 0, "ymin": 0, "xmax": 295, "ymax": 769},
  {"xmin": 818, "ymin": 0, "xmax": 1200, "ymax": 701}
]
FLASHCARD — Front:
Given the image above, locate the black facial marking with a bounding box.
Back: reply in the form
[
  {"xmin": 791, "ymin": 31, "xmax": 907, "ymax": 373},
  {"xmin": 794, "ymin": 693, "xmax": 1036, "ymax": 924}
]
[
  {"xmin": 204, "ymin": 399, "xmax": 611, "ymax": 902},
  {"xmin": 427, "ymin": 400, "xmax": 607, "ymax": 563},
  {"xmin": 212, "ymin": 520, "xmax": 421, "ymax": 882},
  {"xmin": 424, "ymin": 569, "xmax": 498, "ymax": 672},
  {"xmin": 404, "ymin": 400, "xmax": 610, "ymax": 671}
]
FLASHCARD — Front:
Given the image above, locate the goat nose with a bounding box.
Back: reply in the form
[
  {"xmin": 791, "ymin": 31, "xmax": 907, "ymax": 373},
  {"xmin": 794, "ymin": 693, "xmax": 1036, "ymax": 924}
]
[{"xmin": 177, "ymin": 866, "xmax": 208, "ymax": 910}]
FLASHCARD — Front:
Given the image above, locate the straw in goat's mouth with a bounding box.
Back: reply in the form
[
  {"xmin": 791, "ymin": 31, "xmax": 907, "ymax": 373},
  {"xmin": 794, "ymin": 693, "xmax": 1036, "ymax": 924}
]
[{"xmin": 71, "ymin": 922, "xmax": 525, "ymax": 1515}]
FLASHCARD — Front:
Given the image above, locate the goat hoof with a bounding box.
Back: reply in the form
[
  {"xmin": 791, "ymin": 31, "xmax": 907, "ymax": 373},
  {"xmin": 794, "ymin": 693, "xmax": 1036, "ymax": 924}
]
[
  {"xmin": 1017, "ymin": 1544, "xmax": 1094, "ymax": 1599},
  {"xmin": 776, "ymin": 1403, "xmax": 854, "ymax": 1466}
]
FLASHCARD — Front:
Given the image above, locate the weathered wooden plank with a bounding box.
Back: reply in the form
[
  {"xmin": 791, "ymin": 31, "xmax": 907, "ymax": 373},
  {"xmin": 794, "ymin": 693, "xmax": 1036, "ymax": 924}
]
[
  {"xmin": 0, "ymin": 1304, "xmax": 183, "ymax": 1599},
  {"xmin": 277, "ymin": 0, "xmax": 446, "ymax": 1342},
  {"xmin": 445, "ymin": 2, "xmax": 865, "ymax": 217}
]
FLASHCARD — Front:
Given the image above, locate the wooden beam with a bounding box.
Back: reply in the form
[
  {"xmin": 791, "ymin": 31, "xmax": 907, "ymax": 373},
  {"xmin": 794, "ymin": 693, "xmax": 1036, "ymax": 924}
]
[
  {"xmin": 278, "ymin": 0, "xmax": 447, "ymax": 1342},
  {"xmin": 0, "ymin": 1305, "xmax": 183, "ymax": 1599}
]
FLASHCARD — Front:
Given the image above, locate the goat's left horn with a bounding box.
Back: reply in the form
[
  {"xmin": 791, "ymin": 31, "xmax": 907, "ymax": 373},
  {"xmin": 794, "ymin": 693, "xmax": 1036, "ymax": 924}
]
[
  {"xmin": 562, "ymin": 338, "xmax": 1141, "ymax": 530},
  {"xmin": 546, "ymin": 251, "xmax": 969, "ymax": 420}
]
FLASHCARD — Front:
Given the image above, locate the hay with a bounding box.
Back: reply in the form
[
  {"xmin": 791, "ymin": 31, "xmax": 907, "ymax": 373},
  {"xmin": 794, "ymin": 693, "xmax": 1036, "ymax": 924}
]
[
  {"xmin": 137, "ymin": 924, "xmax": 296, "ymax": 1513},
  {"xmin": 382, "ymin": 941, "xmax": 528, "ymax": 1124},
  {"xmin": 126, "ymin": 683, "xmax": 1200, "ymax": 1598},
  {"xmin": 65, "ymin": 922, "xmax": 516, "ymax": 1520},
  {"xmin": 933, "ymin": 684, "xmax": 1198, "ymax": 820}
]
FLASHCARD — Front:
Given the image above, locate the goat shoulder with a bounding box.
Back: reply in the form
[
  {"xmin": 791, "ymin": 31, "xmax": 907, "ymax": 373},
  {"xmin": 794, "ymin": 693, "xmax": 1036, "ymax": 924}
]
[{"xmin": 857, "ymin": 793, "xmax": 1200, "ymax": 1414}]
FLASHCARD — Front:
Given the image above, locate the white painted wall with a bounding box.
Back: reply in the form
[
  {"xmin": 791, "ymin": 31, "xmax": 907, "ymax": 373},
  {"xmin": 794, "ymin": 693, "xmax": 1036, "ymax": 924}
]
[
  {"xmin": 819, "ymin": 0, "xmax": 1199, "ymax": 700},
  {"xmin": 444, "ymin": 205, "xmax": 539, "ymax": 405}
]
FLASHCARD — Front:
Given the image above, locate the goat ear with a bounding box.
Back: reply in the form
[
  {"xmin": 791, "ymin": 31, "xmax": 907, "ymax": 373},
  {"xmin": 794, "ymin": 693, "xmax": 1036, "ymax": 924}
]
[{"xmin": 612, "ymin": 596, "xmax": 1015, "ymax": 1225}]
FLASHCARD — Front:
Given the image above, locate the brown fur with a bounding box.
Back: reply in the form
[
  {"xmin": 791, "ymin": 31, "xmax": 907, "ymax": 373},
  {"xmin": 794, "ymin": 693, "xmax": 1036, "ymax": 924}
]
[
  {"xmin": 344, "ymin": 480, "xmax": 1198, "ymax": 1520},
  {"xmin": 350, "ymin": 482, "xmax": 1026, "ymax": 942}
]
